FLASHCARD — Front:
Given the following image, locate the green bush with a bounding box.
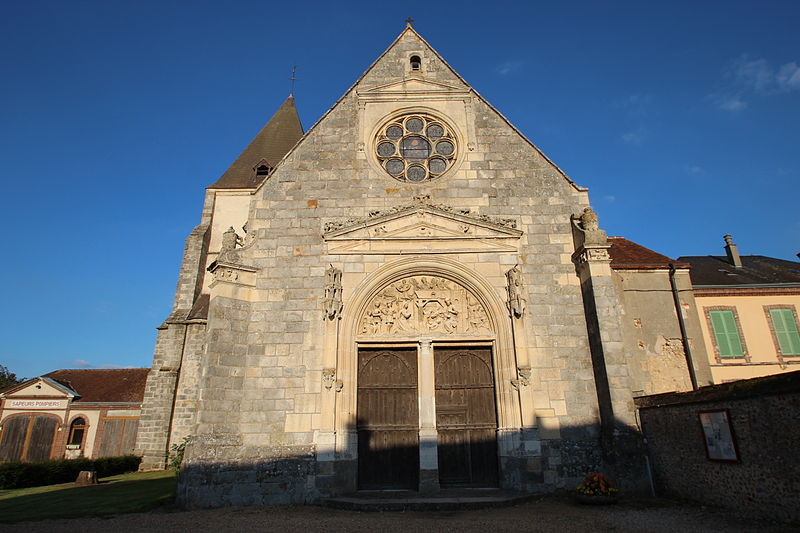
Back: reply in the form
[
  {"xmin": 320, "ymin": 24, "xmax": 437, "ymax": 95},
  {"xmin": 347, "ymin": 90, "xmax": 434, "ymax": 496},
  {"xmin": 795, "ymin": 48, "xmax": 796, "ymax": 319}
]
[{"xmin": 0, "ymin": 455, "xmax": 141, "ymax": 489}]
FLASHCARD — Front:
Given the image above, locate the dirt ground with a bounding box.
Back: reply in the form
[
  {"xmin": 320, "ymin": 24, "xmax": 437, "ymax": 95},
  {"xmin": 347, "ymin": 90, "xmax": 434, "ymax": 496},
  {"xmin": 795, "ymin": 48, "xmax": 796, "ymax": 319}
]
[{"xmin": 3, "ymin": 495, "xmax": 797, "ymax": 533}]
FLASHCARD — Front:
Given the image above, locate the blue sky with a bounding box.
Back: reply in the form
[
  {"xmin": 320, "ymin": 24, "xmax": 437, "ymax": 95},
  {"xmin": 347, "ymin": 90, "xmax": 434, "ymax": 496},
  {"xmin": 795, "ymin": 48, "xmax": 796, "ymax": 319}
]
[{"xmin": 1, "ymin": 1, "xmax": 798, "ymax": 378}]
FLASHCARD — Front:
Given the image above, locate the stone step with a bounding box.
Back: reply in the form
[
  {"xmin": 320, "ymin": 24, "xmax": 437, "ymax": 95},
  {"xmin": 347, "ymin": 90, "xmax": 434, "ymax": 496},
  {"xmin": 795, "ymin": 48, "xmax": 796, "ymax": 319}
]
[{"xmin": 321, "ymin": 489, "xmax": 537, "ymax": 512}]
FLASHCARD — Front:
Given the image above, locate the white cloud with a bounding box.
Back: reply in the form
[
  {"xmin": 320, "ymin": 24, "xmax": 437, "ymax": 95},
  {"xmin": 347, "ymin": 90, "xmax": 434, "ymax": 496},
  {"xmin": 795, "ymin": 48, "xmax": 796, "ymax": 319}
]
[
  {"xmin": 686, "ymin": 165, "xmax": 704, "ymax": 175},
  {"xmin": 496, "ymin": 61, "xmax": 523, "ymax": 75},
  {"xmin": 717, "ymin": 95, "xmax": 747, "ymax": 111},
  {"xmin": 71, "ymin": 359, "xmax": 130, "ymax": 369},
  {"xmin": 729, "ymin": 55, "xmax": 773, "ymax": 93},
  {"xmin": 621, "ymin": 130, "xmax": 645, "ymax": 145},
  {"xmin": 603, "ymin": 195, "xmax": 616, "ymax": 203},
  {"xmin": 714, "ymin": 55, "xmax": 800, "ymax": 112},
  {"xmin": 777, "ymin": 62, "xmax": 800, "ymax": 90}
]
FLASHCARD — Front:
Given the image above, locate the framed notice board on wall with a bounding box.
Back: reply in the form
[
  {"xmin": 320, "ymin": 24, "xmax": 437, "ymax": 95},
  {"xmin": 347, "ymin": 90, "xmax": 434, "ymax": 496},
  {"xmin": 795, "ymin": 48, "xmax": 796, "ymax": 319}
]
[{"xmin": 698, "ymin": 409, "xmax": 740, "ymax": 462}]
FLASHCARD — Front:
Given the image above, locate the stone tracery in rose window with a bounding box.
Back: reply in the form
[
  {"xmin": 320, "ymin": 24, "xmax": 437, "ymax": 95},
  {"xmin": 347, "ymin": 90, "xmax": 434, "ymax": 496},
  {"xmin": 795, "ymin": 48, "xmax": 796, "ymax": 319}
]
[{"xmin": 374, "ymin": 113, "xmax": 457, "ymax": 183}]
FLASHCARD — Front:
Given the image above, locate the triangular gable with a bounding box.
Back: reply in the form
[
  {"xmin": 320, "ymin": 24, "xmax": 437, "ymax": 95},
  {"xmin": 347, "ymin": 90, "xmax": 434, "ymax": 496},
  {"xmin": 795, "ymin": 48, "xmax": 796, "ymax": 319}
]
[
  {"xmin": 1, "ymin": 377, "xmax": 76, "ymax": 399},
  {"xmin": 323, "ymin": 198, "xmax": 521, "ymax": 255},
  {"xmin": 254, "ymin": 25, "xmax": 584, "ymax": 195}
]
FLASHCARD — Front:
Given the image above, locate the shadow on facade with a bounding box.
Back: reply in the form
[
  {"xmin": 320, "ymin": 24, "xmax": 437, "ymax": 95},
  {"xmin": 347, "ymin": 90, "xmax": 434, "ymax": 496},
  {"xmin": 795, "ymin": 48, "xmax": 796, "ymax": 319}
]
[{"xmin": 175, "ymin": 418, "xmax": 650, "ymax": 509}]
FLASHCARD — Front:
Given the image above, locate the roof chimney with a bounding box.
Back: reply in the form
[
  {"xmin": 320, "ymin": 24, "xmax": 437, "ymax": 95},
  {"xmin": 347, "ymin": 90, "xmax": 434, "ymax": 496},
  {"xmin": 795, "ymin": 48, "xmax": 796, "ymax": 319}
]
[{"xmin": 723, "ymin": 234, "xmax": 742, "ymax": 268}]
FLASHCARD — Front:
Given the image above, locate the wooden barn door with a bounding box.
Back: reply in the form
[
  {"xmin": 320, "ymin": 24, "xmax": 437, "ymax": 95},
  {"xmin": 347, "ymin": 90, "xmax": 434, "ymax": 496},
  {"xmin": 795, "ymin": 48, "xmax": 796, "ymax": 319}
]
[
  {"xmin": 0, "ymin": 417, "xmax": 29, "ymax": 461},
  {"xmin": 435, "ymin": 347, "xmax": 498, "ymax": 487},
  {"xmin": 27, "ymin": 416, "xmax": 57, "ymax": 462},
  {"xmin": 357, "ymin": 348, "xmax": 419, "ymax": 490},
  {"xmin": 0, "ymin": 415, "xmax": 57, "ymax": 462}
]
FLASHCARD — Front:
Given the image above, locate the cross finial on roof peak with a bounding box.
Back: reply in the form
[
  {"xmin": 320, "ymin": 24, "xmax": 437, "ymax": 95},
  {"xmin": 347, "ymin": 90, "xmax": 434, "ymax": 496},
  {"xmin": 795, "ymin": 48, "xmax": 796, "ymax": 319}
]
[
  {"xmin": 405, "ymin": 17, "xmax": 414, "ymax": 26},
  {"xmin": 289, "ymin": 65, "xmax": 297, "ymax": 96}
]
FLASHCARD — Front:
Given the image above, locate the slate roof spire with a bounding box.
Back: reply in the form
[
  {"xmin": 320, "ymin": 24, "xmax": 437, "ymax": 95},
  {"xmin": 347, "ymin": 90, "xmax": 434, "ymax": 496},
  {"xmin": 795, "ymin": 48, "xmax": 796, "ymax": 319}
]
[{"xmin": 209, "ymin": 95, "xmax": 304, "ymax": 189}]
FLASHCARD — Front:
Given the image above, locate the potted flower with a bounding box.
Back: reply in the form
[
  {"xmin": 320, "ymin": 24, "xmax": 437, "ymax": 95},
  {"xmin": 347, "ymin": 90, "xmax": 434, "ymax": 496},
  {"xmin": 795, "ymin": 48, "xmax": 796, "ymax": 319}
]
[{"xmin": 575, "ymin": 472, "xmax": 619, "ymax": 504}]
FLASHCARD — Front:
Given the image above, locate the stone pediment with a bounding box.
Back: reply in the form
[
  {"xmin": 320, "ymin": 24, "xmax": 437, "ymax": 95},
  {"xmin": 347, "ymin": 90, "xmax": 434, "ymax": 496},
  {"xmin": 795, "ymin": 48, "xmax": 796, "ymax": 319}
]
[
  {"xmin": 357, "ymin": 78, "xmax": 470, "ymax": 102},
  {"xmin": 323, "ymin": 200, "xmax": 521, "ymax": 255}
]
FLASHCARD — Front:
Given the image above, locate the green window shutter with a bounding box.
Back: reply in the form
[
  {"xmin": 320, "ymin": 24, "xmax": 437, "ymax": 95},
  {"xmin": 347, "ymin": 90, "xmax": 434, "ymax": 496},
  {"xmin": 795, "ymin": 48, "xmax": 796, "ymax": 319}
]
[
  {"xmin": 770, "ymin": 308, "xmax": 800, "ymax": 356},
  {"xmin": 709, "ymin": 310, "xmax": 744, "ymax": 358}
]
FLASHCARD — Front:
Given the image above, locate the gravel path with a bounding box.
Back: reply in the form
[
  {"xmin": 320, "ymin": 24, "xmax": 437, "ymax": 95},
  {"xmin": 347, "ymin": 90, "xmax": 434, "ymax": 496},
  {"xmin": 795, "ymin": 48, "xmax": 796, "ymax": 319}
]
[{"xmin": 3, "ymin": 495, "xmax": 797, "ymax": 533}]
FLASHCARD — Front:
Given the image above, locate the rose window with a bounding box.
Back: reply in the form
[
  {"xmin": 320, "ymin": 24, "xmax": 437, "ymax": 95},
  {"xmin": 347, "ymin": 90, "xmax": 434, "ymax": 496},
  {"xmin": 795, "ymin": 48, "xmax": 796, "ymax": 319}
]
[{"xmin": 374, "ymin": 113, "xmax": 457, "ymax": 182}]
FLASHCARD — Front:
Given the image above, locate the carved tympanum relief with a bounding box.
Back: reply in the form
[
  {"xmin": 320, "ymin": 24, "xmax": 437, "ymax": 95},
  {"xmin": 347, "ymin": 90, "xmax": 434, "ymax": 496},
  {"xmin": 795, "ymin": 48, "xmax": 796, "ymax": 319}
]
[{"xmin": 359, "ymin": 276, "xmax": 492, "ymax": 336}]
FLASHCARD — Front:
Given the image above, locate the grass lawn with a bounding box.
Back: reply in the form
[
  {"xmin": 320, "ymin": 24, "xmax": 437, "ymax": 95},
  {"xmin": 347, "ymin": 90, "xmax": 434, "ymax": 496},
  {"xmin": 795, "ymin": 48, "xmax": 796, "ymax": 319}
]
[{"xmin": 0, "ymin": 470, "xmax": 177, "ymax": 523}]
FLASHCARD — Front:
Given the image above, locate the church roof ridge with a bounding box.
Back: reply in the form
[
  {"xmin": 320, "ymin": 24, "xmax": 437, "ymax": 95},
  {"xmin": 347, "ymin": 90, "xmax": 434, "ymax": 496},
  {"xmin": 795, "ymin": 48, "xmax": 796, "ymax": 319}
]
[
  {"xmin": 208, "ymin": 94, "xmax": 304, "ymax": 190},
  {"xmin": 253, "ymin": 25, "xmax": 585, "ymax": 196}
]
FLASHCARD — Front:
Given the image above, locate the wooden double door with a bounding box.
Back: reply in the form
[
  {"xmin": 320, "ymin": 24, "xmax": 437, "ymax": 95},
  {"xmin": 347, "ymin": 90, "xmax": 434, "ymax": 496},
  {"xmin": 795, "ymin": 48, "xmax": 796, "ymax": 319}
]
[{"xmin": 357, "ymin": 346, "xmax": 498, "ymax": 490}]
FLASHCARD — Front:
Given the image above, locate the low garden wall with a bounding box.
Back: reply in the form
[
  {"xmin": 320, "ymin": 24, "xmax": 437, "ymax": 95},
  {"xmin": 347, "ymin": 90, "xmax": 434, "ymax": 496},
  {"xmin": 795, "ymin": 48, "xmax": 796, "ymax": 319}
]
[{"xmin": 635, "ymin": 371, "xmax": 800, "ymax": 522}]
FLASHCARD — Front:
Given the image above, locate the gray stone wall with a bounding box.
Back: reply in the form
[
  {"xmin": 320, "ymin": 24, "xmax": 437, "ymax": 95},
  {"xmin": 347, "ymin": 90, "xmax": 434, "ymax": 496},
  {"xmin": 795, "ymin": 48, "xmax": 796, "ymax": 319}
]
[
  {"xmin": 636, "ymin": 371, "xmax": 800, "ymax": 522},
  {"xmin": 136, "ymin": 210, "xmax": 211, "ymax": 470}
]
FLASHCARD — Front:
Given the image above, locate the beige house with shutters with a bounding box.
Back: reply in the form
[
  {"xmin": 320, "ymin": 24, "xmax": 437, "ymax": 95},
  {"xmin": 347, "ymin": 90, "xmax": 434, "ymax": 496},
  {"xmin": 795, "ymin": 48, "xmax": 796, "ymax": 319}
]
[{"xmin": 679, "ymin": 235, "xmax": 800, "ymax": 383}]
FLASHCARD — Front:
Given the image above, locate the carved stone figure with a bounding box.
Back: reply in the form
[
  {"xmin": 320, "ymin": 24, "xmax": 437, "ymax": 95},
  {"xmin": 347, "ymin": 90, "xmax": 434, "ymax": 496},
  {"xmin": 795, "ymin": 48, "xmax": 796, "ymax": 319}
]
[
  {"xmin": 443, "ymin": 298, "xmax": 459, "ymax": 333},
  {"xmin": 221, "ymin": 226, "xmax": 240, "ymax": 252},
  {"xmin": 358, "ymin": 275, "xmax": 491, "ymax": 336},
  {"xmin": 218, "ymin": 226, "xmax": 247, "ymax": 264},
  {"xmin": 580, "ymin": 207, "xmax": 599, "ymax": 231},
  {"xmin": 506, "ymin": 266, "xmax": 525, "ymax": 318},
  {"xmin": 423, "ymin": 301, "xmax": 445, "ymax": 332},
  {"xmin": 396, "ymin": 299, "xmax": 415, "ymax": 332},
  {"xmin": 323, "ymin": 265, "xmax": 343, "ymax": 320},
  {"xmin": 466, "ymin": 297, "xmax": 489, "ymax": 333},
  {"xmin": 572, "ymin": 206, "xmax": 608, "ymax": 245}
]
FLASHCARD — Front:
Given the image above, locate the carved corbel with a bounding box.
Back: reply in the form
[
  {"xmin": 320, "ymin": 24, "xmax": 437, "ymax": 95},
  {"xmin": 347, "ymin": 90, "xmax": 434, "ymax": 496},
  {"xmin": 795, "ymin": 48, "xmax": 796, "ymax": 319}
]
[
  {"xmin": 511, "ymin": 367, "xmax": 531, "ymax": 389},
  {"xmin": 517, "ymin": 366, "xmax": 531, "ymax": 386},
  {"xmin": 322, "ymin": 369, "xmax": 336, "ymax": 390}
]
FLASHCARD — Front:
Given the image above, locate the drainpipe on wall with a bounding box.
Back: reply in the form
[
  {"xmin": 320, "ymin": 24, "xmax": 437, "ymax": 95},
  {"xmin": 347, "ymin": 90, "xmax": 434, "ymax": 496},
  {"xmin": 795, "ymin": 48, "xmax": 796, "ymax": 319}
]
[{"xmin": 669, "ymin": 263, "xmax": 698, "ymax": 391}]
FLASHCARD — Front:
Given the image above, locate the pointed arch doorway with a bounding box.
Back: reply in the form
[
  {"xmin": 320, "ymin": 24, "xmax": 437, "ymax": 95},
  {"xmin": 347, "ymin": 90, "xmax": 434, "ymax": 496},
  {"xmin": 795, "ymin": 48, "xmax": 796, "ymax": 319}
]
[{"xmin": 352, "ymin": 273, "xmax": 501, "ymax": 490}]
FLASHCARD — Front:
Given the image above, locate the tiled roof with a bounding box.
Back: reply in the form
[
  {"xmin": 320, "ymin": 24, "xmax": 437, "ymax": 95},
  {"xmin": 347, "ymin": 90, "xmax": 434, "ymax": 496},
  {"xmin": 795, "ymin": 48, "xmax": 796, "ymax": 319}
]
[
  {"xmin": 42, "ymin": 368, "xmax": 149, "ymax": 403},
  {"xmin": 676, "ymin": 255, "xmax": 800, "ymax": 286},
  {"xmin": 608, "ymin": 237, "xmax": 687, "ymax": 269},
  {"xmin": 209, "ymin": 95, "xmax": 304, "ymax": 189}
]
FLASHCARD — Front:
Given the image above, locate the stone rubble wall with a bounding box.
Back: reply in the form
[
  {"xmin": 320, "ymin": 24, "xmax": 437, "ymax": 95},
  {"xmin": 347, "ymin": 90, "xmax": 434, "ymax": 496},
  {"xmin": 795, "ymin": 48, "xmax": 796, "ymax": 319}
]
[{"xmin": 636, "ymin": 372, "xmax": 800, "ymax": 522}]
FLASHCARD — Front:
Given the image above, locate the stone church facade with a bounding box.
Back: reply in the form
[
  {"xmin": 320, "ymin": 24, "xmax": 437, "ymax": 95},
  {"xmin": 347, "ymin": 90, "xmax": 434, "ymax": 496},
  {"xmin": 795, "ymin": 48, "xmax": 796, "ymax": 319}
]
[{"xmin": 135, "ymin": 26, "xmax": 713, "ymax": 507}]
